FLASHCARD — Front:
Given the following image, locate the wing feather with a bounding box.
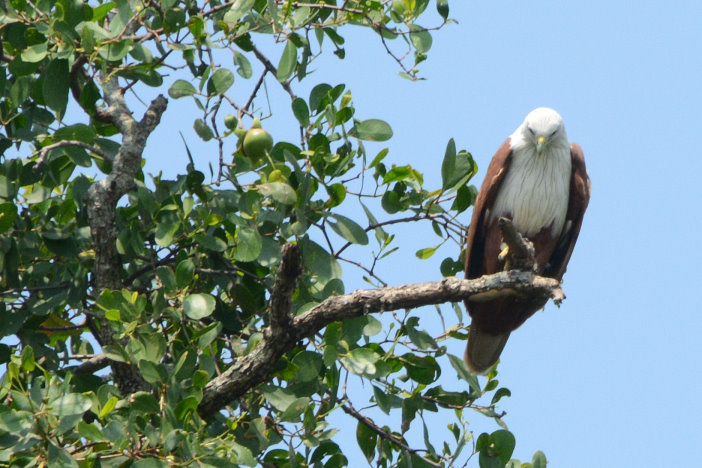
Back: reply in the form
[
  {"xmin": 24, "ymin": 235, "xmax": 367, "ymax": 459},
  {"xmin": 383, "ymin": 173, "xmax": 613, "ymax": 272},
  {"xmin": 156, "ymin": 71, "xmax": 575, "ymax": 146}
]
[
  {"xmin": 464, "ymin": 139, "xmax": 513, "ymax": 279},
  {"xmin": 544, "ymin": 143, "xmax": 591, "ymax": 279}
]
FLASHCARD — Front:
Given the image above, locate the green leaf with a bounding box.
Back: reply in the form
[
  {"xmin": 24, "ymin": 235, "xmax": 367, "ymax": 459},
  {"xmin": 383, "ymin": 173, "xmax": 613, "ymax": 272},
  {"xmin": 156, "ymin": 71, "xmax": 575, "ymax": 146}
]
[
  {"xmin": 21, "ymin": 42, "xmax": 48, "ymax": 62},
  {"xmin": 437, "ymin": 0, "xmax": 449, "ymax": 19},
  {"xmin": 21, "ymin": 346, "xmax": 35, "ymax": 371},
  {"xmin": 156, "ymin": 266, "xmax": 177, "ymax": 293},
  {"xmin": 409, "ymin": 25, "xmax": 433, "ymax": 53},
  {"xmin": 301, "ymin": 237, "xmax": 342, "ymax": 285},
  {"xmin": 0, "ymin": 203, "xmax": 17, "ymax": 234},
  {"xmin": 277, "ymin": 40, "xmax": 297, "ymax": 81},
  {"xmin": 441, "ymin": 138, "xmax": 457, "ymax": 189},
  {"xmin": 207, "ymin": 68, "xmax": 235, "ymax": 95},
  {"xmin": 341, "ymin": 347, "xmax": 378, "ymax": 377},
  {"xmin": 356, "ymin": 420, "xmax": 377, "ymax": 462},
  {"xmin": 258, "ymin": 182, "xmax": 297, "ymax": 205},
  {"xmin": 98, "ymin": 39, "xmax": 133, "ymax": 61},
  {"xmin": 155, "ymin": 217, "xmax": 179, "ymax": 247},
  {"xmin": 193, "ymin": 118, "xmax": 214, "ymax": 141},
  {"xmin": 291, "ymin": 351, "xmax": 324, "ymax": 382},
  {"xmin": 55, "ymin": 124, "xmax": 96, "ymax": 143},
  {"xmin": 309, "ymin": 83, "xmax": 332, "ymax": 112},
  {"xmin": 532, "ymin": 451, "xmax": 547, "ymax": 468},
  {"xmin": 53, "ymin": 393, "xmax": 92, "ymax": 417},
  {"xmin": 48, "ymin": 444, "xmax": 79, "ymax": 468},
  {"xmin": 479, "ymin": 430, "xmax": 516, "ymax": 466},
  {"xmin": 223, "ymin": 0, "xmax": 255, "ymax": 24},
  {"xmin": 402, "ymin": 354, "xmax": 440, "ymax": 384},
  {"xmin": 42, "ymin": 59, "xmax": 69, "ymax": 113},
  {"xmin": 292, "ymin": 97, "xmax": 310, "ymax": 126},
  {"xmin": 168, "ymin": 79, "xmax": 197, "ymax": 99},
  {"xmin": 406, "ymin": 320, "xmax": 438, "ymax": 350},
  {"xmin": 452, "ymin": 184, "xmax": 477, "ymax": 213},
  {"xmin": 183, "ymin": 293, "xmax": 216, "ymax": 319},
  {"xmin": 372, "ymin": 385, "xmax": 402, "ymax": 415},
  {"xmin": 416, "ymin": 245, "xmax": 438, "ymax": 259},
  {"xmin": 383, "ymin": 165, "xmax": 414, "ymax": 184},
  {"xmin": 133, "ymin": 459, "xmax": 170, "ymax": 468},
  {"xmin": 442, "ymin": 141, "xmax": 476, "ymax": 190},
  {"xmin": 329, "ymin": 214, "xmax": 368, "ymax": 245},
  {"xmin": 491, "ymin": 387, "xmax": 512, "ymax": 405},
  {"xmin": 78, "ymin": 422, "xmax": 106, "ymax": 442},
  {"xmin": 176, "ymin": 259, "xmax": 195, "ymax": 288},
  {"xmin": 234, "ymin": 227, "xmax": 262, "ymax": 262},
  {"xmin": 138, "ymin": 359, "xmax": 168, "ymax": 384},
  {"xmin": 280, "ymin": 397, "xmax": 310, "ymax": 422},
  {"xmin": 325, "ymin": 183, "xmax": 346, "ymax": 208},
  {"xmin": 363, "ymin": 316, "xmax": 382, "ymax": 337},
  {"xmin": 351, "ymin": 119, "xmax": 393, "ymax": 141},
  {"xmin": 447, "ymin": 354, "xmax": 481, "ymax": 394},
  {"xmin": 233, "ymin": 51, "xmax": 253, "ymax": 78}
]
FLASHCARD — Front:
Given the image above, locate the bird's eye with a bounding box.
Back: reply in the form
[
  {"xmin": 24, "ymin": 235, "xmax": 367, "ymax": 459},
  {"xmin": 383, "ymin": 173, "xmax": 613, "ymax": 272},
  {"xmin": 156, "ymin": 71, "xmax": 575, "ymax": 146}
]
[
  {"xmin": 550, "ymin": 129, "xmax": 558, "ymax": 137},
  {"xmin": 528, "ymin": 127, "xmax": 535, "ymax": 135}
]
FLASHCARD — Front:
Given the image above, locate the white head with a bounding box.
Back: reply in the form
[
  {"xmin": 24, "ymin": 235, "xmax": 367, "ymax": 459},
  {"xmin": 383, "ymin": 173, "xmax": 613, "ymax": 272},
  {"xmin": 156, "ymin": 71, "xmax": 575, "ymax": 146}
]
[{"xmin": 512, "ymin": 107, "xmax": 569, "ymax": 155}]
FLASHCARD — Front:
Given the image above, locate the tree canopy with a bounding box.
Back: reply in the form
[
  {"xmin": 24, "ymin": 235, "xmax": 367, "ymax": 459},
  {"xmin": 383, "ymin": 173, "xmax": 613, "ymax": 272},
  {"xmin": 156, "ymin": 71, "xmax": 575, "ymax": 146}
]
[{"xmin": 0, "ymin": 0, "xmax": 552, "ymax": 466}]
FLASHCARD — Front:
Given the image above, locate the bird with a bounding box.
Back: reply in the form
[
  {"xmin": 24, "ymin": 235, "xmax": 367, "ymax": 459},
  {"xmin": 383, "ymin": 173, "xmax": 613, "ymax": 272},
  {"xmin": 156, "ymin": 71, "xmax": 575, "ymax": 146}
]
[{"xmin": 463, "ymin": 107, "xmax": 591, "ymax": 374}]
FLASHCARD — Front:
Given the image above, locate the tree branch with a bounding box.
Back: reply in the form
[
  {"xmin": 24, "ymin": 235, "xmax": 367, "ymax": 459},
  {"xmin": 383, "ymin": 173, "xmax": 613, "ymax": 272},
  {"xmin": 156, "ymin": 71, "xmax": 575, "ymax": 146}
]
[
  {"xmin": 85, "ymin": 80, "xmax": 168, "ymax": 396},
  {"xmin": 269, "ymin": 243, "xmax": 302, "ymax": 333},
  {"xmin": 198, "ymin": 270, "xmax": 564, "ymax": 419}
]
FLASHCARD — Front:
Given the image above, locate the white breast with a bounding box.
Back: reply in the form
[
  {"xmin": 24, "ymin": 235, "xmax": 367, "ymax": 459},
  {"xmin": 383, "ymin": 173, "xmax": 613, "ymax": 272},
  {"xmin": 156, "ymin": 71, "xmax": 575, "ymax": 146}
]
[{"xmin": 490, "ymin": 142, "xmax": 572, "ymax": 238}]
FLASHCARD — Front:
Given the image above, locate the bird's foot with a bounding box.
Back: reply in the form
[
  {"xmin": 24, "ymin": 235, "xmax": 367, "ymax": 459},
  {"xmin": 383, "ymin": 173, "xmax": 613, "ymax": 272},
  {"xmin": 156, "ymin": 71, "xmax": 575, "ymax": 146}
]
[{"xmin": 498, "ymin": 246, "xmax": 512, "ymax": 270}]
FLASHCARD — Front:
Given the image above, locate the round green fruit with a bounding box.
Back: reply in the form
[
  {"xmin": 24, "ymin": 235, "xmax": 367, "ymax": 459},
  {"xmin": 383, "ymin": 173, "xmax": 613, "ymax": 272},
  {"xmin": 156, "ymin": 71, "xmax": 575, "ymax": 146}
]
[
  {"xmin": 268, "ymin": 169, "xmax": 287, "ymax": 183},
  {"xmin": 242, "ymin": 127, "xmax": 273, "ymax": 159},
  {"xmin": 224, "ymin": 114, "xmax": 237, "ymax": 130}
]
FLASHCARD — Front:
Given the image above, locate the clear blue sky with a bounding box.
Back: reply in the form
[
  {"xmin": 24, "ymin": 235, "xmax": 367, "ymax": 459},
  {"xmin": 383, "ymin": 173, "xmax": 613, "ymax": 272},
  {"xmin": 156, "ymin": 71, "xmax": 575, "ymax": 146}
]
[{"xmin": 143, "ymin": 1, "xmax": 702, "ymax": 465}]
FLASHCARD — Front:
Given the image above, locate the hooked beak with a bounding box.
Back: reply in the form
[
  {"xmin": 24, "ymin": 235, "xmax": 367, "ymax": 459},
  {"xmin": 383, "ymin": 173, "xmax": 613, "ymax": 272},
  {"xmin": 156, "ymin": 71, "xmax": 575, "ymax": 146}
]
[{"xmin": 536, "ymin": 135, "xmax": 547, "ymax": 154}]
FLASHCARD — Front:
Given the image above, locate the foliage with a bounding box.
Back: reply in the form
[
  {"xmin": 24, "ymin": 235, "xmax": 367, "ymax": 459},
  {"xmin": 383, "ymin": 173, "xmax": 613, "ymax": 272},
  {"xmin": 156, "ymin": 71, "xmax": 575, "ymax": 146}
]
[{"xmin": 0, "ymin": 0, "xmax": 544, "ymax": 466}]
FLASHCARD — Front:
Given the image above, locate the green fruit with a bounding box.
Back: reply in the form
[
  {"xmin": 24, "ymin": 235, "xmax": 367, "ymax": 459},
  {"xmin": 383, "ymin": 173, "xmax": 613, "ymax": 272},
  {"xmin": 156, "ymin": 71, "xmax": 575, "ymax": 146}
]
[
  {"xmin": 243, "ymin": 127, "xmax": 273, "ymax": 159},
  {"xmin": 268, "ymin": 169, "xmax": 287, "ymax": 183},
  {"xmin": 224, "ymin": 114, "xmax": 237, "ymax": 130}
]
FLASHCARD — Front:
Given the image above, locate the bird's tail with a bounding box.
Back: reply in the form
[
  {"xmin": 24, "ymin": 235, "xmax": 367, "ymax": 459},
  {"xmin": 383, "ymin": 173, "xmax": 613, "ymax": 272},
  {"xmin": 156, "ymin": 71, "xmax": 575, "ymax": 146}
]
[{"xmin": 464, "ymin": 326, "xmax": 511, "ymax": 375}]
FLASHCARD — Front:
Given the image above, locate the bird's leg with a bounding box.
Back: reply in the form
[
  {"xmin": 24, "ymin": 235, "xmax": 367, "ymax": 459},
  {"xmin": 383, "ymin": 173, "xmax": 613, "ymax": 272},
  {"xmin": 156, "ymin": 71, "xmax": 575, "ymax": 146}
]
[{"xmin": 498, "ymin": 217, "xmax": 536, "ymax": 272}]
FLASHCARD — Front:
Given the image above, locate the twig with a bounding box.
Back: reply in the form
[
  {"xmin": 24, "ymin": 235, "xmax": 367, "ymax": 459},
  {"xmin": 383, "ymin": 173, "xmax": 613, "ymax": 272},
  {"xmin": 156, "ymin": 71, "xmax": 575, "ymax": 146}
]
[
  {"xmin": 251, "ymin": 44, "xmax": 297, "ymax": 100},
  {"xmin": 33, "ymin": 140, "xmax": 113, "ymax": 167},
  {"xmin": 341, "ymin": 401, "xmax": 442, "ymax": 467}
]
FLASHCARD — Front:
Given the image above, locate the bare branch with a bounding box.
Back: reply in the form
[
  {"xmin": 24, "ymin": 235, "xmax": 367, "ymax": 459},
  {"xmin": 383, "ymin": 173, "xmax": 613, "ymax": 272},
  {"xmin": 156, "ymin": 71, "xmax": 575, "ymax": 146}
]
[
  {"xmin": 73, "ymin": 354, "xmax": 110, "ymax": 375},
  {"xmin": 341, "ymin": 401, "xmax": 442, "ymax": 467},
  {"xmin": 198, "ymin": 270, "xmax": 564, "ymax": 418},
  {"xmin": 33, "ymin": 140, "xmax": 113, "ymax": 167},
  {"xmin": 251, "ymin": 44, "xmax": 296, "ymax": 100}
]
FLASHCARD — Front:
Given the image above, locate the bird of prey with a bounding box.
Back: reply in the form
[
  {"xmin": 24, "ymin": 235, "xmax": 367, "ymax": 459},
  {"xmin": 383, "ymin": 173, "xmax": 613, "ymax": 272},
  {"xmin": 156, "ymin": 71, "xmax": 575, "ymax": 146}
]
[{"xmin": 463, "ymin": 107, "xmax": 591, "ymax": 374}]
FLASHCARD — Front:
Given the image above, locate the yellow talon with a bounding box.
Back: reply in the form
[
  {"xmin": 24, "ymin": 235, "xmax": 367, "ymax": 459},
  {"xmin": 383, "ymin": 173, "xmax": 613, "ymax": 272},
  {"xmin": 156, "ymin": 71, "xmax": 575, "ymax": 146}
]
[
  {"xmin": 498, "ymin": 246, "xmax": 509, "ymax": 262},
  {"xmin": 498, "ymin": 246, "xmax": 511, "ymax": 270}
]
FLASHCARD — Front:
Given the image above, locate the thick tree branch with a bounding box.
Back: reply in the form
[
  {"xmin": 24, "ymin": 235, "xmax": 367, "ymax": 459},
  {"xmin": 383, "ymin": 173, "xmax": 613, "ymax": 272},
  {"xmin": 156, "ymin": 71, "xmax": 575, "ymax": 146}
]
[
  {"xmin": 269, "ymin": 243, "xmax": 302, "ymax": 333},
  {"xmin": 198, "ymin": 269, "xmax": 564, "ymax": 419},
  {"xmin": 85, "ymin": 80, "xmax": 168, "ymax": 396}
]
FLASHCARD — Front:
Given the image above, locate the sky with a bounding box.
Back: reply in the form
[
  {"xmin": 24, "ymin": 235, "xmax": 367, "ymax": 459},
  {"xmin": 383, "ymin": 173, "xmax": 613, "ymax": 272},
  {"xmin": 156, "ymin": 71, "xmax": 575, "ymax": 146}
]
[{"xmin": 137, "ymin": 1, "xmax": 702, "ymax": 466}]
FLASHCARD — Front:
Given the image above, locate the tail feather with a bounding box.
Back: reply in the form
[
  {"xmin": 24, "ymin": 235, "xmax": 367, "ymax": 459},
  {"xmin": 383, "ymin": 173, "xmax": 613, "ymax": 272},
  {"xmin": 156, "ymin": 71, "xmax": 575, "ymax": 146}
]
[{"xmin": 464, "ymin": 326, "xmax": 510, "ymax": 375}]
